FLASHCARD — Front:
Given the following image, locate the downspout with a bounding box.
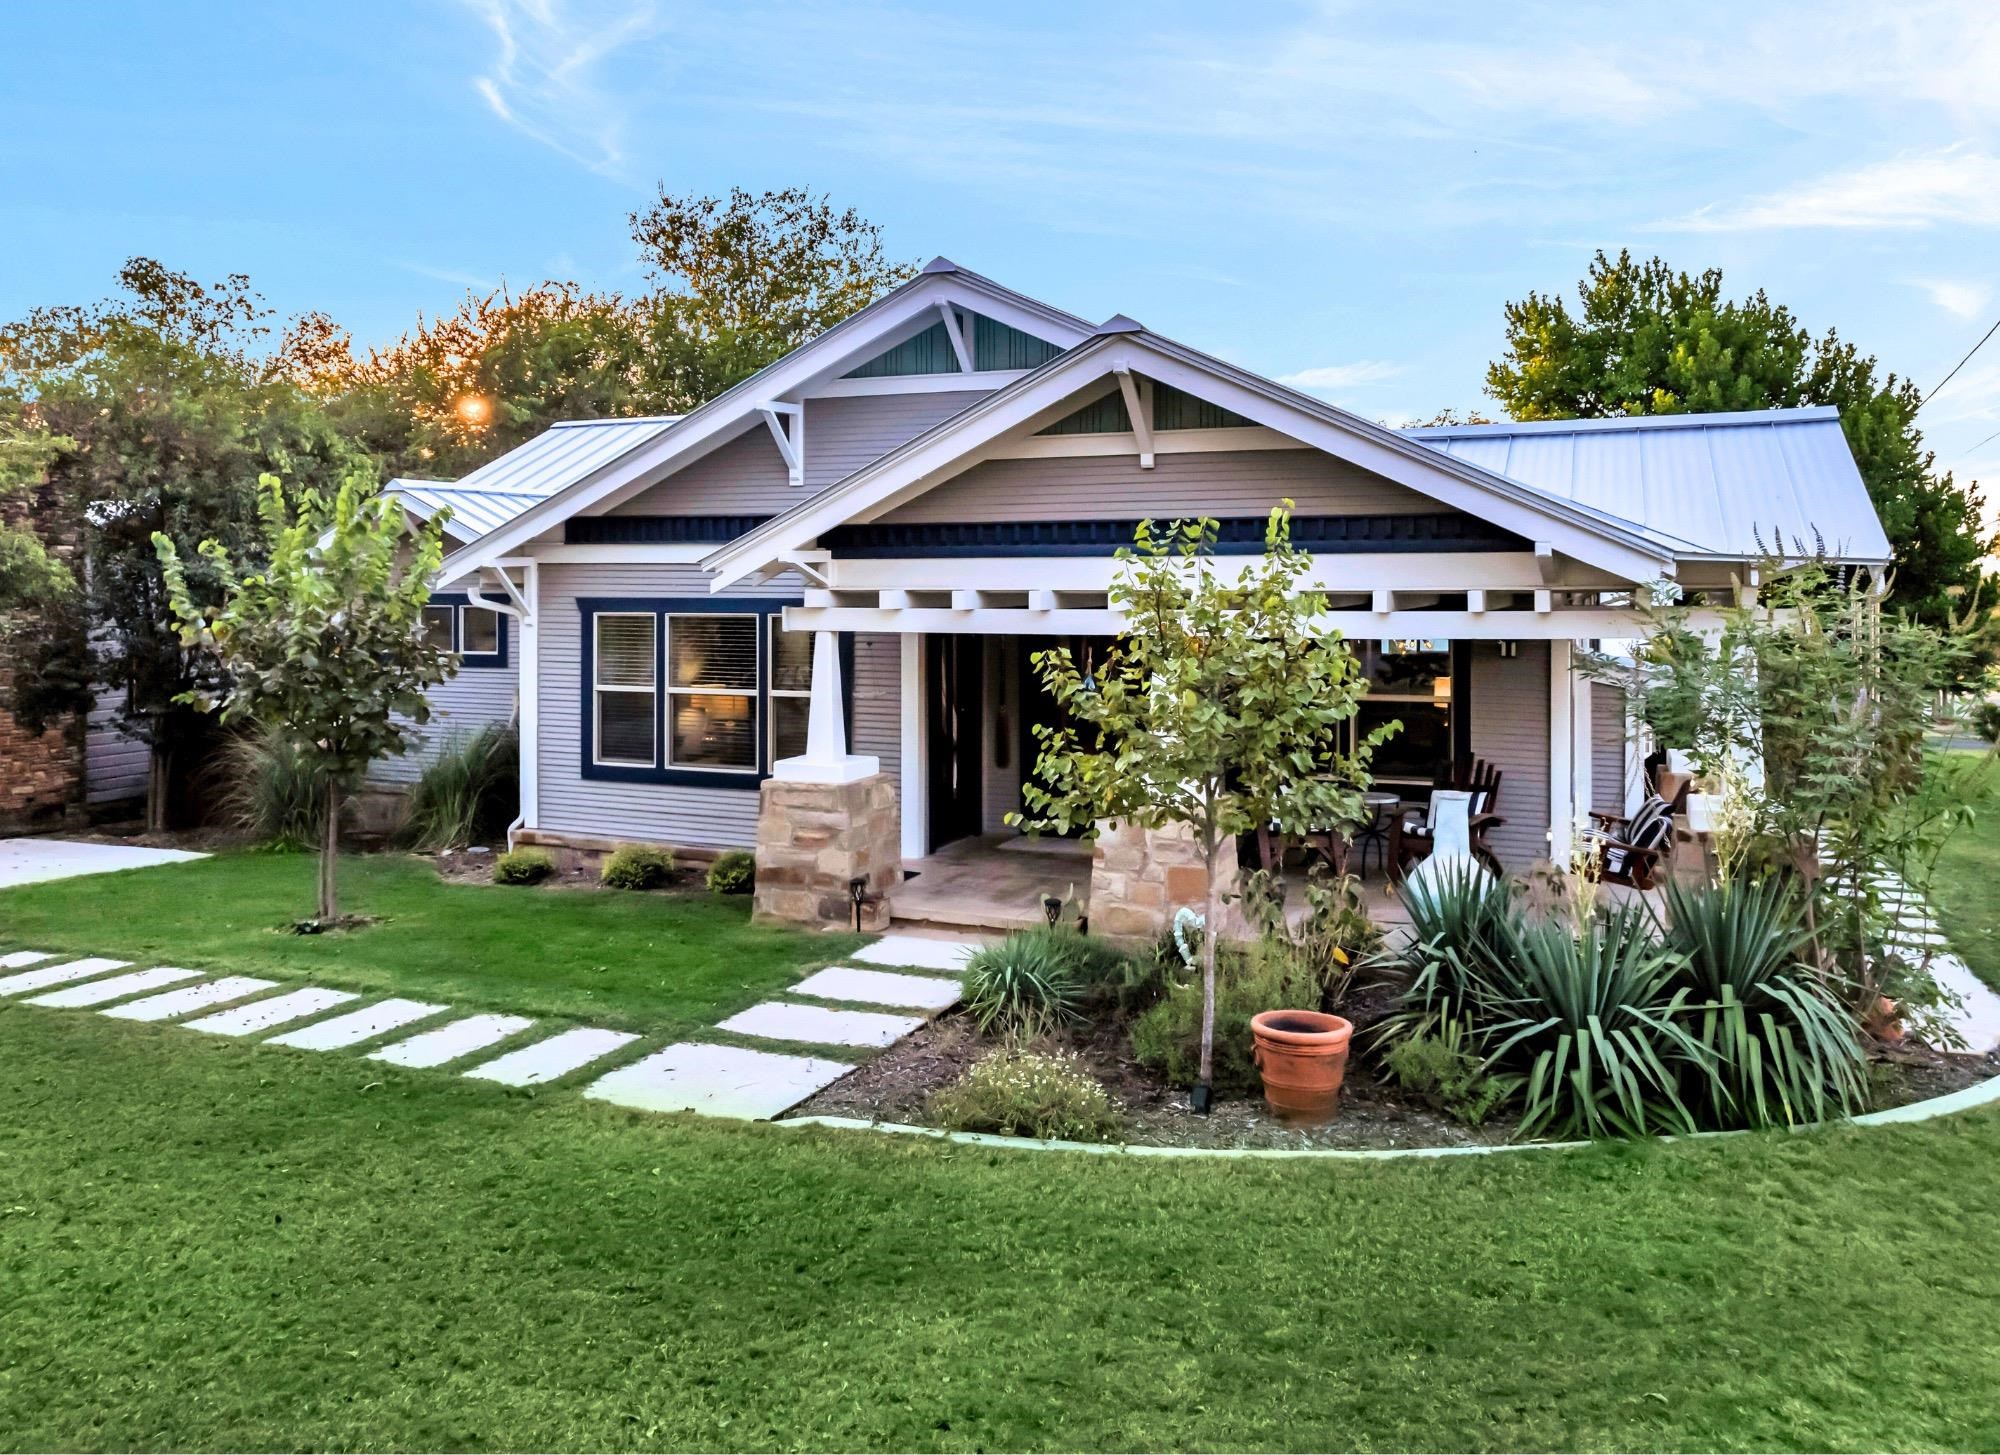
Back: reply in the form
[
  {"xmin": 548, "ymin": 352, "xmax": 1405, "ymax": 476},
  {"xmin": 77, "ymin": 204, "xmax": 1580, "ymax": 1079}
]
[{"xmin": 464, "ymin": 565, "xmax": 536, "ymax": 851}]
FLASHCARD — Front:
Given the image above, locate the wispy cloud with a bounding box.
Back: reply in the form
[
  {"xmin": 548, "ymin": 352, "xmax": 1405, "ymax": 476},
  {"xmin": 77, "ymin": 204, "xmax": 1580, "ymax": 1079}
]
[
  {"xmin": 1652, "ymin": 145, "xmax": 2000, "ymax": 231},
  {"xmin": 1911, "ymin": 277, "xmax": 1996, "ymax": 320},
  {"xmin": 1278, "ymin": 361, "xmax": 1407, "ymax": 392},
  {"xmin": 464, "ymin": 0, "xmax": 660, "ymax": 180},
  {"xmin": 396, "ymin": 260, "xmax": 498, "ymax": 292}
]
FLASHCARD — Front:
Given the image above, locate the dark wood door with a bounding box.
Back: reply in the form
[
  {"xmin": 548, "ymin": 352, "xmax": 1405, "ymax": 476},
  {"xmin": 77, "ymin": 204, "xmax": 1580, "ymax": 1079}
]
[
  {"xmin": 925, "ymin": 634, "xmax": 984, "ymax": 850},
  {"xmin": 1015, "ymin": 635, "xmax": 1114, "ymax": 836}
]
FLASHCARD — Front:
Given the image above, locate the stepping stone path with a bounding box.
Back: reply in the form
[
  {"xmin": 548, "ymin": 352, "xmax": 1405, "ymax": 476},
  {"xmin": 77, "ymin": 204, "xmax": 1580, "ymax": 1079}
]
[
  {"xmin": 1828, "ymin": 865, "xmax": 2000, "ymax": 1054},
  {"xmin": 0, "ymin": 928, "xmax": 976, "ymax": 1124}
]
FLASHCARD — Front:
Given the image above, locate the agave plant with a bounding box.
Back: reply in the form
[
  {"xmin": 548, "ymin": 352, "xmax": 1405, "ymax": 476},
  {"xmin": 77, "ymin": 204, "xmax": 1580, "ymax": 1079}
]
[{"xmin": 1660, "ymin": 878, "xmax": 1865, "ymax": 1129}]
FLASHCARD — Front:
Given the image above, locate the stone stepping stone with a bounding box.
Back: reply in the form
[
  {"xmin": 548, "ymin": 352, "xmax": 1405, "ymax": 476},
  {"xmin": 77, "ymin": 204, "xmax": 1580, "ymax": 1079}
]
[
  {"xmin": 853, "ymin": 935, "xmax": 978, "ymax": 973},
  {"xmin": 791, "ymin": 966, "xmax": 962, "ymax": 1011},
  {"xmin": 104, "ymin": 976, "xmax": 278, "ymax": 1022},
  {"xmin": 718, "ymin": 1000, "xmax": 923, "ymax": 1049},
  {"xmin": 265, "ymin": 998, "xmax": 449, "ymax": 1051},
  {"xmin": 0, "ymin": 951, "xmax": 53, "ymax": 969},
  {"xmin": 183, "ymin": 987, "xmax": 357, "ymax": 1037},
  {"xmin": 369, "ymin": 1013, "xmax": 535, "ymax": 1069},
  {"xmin": 27, "ymin": 967, "xmax": 201, "ymax": 1008},
  {"xmin": 462, "ymin": 1027, "xmax": 638, "ymax": 1086},
  {"xmin": 0, "ymin": 957, "xmax": 130, "ymax": 997},
  {"xmin": 584, "ymin": 1041, "xmax": 852, "ymax": 1120}
]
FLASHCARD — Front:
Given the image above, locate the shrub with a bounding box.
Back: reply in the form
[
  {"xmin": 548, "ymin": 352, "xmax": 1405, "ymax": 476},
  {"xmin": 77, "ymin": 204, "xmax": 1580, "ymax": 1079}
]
[
  {"xmin": 927, "ymin": 1044, "xmax": 1123, "ymax": 1142},
  {"xmin": 1131, "ymin": 945, "xmax": 1320, "ymax": 1095},
  {"xmin": 1973, "ymin": 700, "xmax": 2000, "ymax": 744},
  {"xmin": 1240, "ymin": 865, "xmax": 1383, "ymax": 1010},
  {"xmin": 214, "ymin": 724, "xmax": 324, "ymax": 851},
  {"xmin": 962, "ymin": 932, "xmax": 1080, "ymax": 1036},
  {"xmin": 1660, "ymin": 878, "xmax": 1865, "ymax": 1128},
  {"xmin": 705, "ymin": 849, "xmax": 754, "ymax": 895},
  {"xmin": 600, "ymin": 843, "xmax": 674, "ymax": 890},
  {"xmin": 1382, "ymin": 1018, "xmax": 1506, "ymax": 1127},
  {"xmin": 492, "ymin": 847, "xmax": 555, "ymax": 885},
  {"xmin": 406, "ymin": 725, "xmax": 519, "ymax": 852}
]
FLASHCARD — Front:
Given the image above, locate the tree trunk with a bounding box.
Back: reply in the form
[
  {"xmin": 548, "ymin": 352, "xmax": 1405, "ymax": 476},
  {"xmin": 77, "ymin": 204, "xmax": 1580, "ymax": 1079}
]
[
  {"xmin": 1197, "ymin": 829, "xmax": 1220, "ymax": 1097},
  {"xmin": 145, "ymin": 741, "xmax": 171, "ymax": 835},
  {"xmin": 318, "ymin": 779, "xmax": 341, "ymax": 922}
]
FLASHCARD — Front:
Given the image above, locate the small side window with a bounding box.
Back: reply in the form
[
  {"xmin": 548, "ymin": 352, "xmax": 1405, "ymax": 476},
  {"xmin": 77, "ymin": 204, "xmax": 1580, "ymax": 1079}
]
[
  {"xmin": 421, "ymin": 604, "xmax": 456, "ymax": 652},
  {"xmin": 461, "ymin": 606, "xmax": 501, "ymax": 656}
]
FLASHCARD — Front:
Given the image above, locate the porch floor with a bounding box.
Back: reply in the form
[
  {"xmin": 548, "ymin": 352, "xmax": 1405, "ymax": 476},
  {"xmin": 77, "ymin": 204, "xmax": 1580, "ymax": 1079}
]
[{"xmin": 892, "ymin": 834, "xmax": 1422, "ymax": 936}]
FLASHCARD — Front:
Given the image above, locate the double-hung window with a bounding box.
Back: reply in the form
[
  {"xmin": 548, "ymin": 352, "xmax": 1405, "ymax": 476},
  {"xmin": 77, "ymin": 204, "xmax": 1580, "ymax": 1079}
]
[
  {"xmin": 593, "ymin": 614, "xmax": 658, "ymax": 767},
  {"xmin": 768, "ymin": 618, "xmax": 813, "ymax": 768},
  {"xmin": 666, "ymin": 615, "xmax": 758, "ymax": 771}
]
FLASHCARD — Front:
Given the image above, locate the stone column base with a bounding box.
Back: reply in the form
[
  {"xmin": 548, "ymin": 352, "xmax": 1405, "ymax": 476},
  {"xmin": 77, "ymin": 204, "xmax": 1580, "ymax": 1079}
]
[
  {"xmin": 1088, "ymin": 818, "xmax": 1243, "ymax": 943},
  {"xmin": 754, "ymin": 772, "xmax": 901, "ymax": 931}
]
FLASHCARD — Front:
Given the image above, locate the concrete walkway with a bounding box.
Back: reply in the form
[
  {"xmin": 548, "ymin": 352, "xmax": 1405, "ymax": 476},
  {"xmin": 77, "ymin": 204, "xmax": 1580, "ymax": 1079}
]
[
  {"xmin": 0, "ymin": 932, "xmax": 976, "ymax": 1122},
  {"xmin": 0, "ymin": 837, "xmax": 206, "ymax": 889}
]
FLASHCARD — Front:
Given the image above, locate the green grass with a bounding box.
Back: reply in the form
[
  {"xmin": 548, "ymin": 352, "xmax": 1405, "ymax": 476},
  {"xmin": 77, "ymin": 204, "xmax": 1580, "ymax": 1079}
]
[
  {"xmin": 0, "ymin": 851, "xmax": 863, "ymax": 1034},
  {"xmin": 1928, "ymin": 752, "xmax": 2000, "ymax": 993},
  {"xmin": 4, "ymin": 1006, "xmax": 2000, "ymax": 1451}
]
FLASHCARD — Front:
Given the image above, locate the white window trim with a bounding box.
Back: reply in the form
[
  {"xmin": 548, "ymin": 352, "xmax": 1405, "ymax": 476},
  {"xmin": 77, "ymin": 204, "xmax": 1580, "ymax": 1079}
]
[
  {"xmin": 592, "ymin": 611, "xmax": 658, "ymax": 769},
  {"xmin": 458, "ymin": 603, "xmax": 503, "ymax": 660},
  {"xmin": 664, "ymin": 612, "xmax": 760, "ymax": 775}
]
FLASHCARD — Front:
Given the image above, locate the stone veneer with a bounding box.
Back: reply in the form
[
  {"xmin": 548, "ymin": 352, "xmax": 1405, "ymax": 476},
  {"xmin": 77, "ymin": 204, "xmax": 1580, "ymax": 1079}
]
[
  {"xmin": 753, "ymin": 773, "xmax": 901, "ymax": 931},
  {"xmin": 1088, "ymin": 818, "xmax": 1244, "ymax": 942},
  {"xmin": 0, "ymin": 663, "xmax": 81, "ymax": 833}
]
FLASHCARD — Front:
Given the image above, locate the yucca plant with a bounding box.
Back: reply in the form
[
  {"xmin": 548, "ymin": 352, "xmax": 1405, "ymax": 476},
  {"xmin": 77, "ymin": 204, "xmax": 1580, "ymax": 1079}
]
[
  {"xmin": 1660, "ymin": 878, "xmax": 1865, "ymax": 1129},
  {"xmin": 405, "ymin": 725, "xmax": 519, "ymax": 851},
  {"xmin": 1480, "ymin": 905, "xmax": 1709, "ymax": 1141},
  {"xmin": 962, "ymin": 933, "xmax": 1081, "ymax": 1037},
  {"xmin": 1376, "ymin": 864, "xmax": 1519, "ymax": 1043}
]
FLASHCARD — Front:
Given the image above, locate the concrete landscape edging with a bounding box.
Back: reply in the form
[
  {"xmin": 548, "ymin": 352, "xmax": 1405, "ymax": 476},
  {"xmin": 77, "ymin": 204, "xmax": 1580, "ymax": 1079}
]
[{"xmin": 775, "ymin": 1067, "xmax": 2000, "ymax": 1160}]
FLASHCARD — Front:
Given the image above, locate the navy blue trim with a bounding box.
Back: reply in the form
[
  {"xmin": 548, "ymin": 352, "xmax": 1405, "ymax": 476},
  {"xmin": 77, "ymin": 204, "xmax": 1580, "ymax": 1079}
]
[
  {"xmin": 577, "ymin": 596, "xmax": 798, "ymax": 789},
  {"xmin": 565, "ymin": 514, "xmax": 773, "ymax": 545},
  {"xmin": 819, "ymin": 513, "xmax": 1527, "ymax": 557},
  {"xmin": 428, "ymin": 592, "xmax": 510, "ymax": 669}
]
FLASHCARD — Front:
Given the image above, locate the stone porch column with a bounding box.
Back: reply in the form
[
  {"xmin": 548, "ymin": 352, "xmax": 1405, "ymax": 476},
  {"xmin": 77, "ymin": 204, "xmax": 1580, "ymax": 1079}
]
[
  {"xmin": 1088, "ymin": 818, "xmax": 1242, "ymax": 943},
  {"xmin": 755, "ymin": 628, "xmax": 900, "ymax": 930}
]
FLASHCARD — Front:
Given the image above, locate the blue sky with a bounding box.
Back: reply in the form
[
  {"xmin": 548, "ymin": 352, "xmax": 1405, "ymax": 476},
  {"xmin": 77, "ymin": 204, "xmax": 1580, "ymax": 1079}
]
[{"xmin": 5, "ymin": 1, "xmax": 1999, "ymax": 514}]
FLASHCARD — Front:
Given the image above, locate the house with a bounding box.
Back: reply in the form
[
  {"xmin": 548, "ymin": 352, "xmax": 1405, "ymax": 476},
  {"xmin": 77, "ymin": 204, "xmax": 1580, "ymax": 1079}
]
[{"xmin": 417, "ymin": 257, "xmax": 1892, "ymax": 934}]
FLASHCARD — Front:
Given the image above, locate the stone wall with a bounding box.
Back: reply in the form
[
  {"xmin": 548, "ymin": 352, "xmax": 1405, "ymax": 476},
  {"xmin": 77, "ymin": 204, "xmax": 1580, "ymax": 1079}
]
[
  {"xmin": 1088, "ymin": 818, "xmax": 1244, "ymax": 942},
  {"xmin": 0, "ymin": 664, "xmax": 82, "ymax": 833},
  {"xmin": 753, "ymin": 773, "xmax": 901, "ymax": 931}
]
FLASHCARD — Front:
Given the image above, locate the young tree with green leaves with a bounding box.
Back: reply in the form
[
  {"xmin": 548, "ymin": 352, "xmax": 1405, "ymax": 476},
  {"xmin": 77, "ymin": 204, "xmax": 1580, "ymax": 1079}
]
[
  {"xmin": 1015, "ymin": 505, "xmax": 1390, "ymax": 1105},
  {"xmin": 1487, "ymin": 250, "xmax": 1991, "ymax": 637},
  {"xmin": 154, "ymin": 471, "xmax": 455, "ymax": 924}
]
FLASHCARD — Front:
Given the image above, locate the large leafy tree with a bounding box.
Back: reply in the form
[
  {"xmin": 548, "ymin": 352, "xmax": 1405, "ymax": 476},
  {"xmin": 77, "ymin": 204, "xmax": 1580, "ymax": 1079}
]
[
  {"xmin": 630, "ymin": 185, "xmax": 917, "ymax": 412},
  {"xmin": 1016, "ymin": 506, "xmax": 1389, "ymax": 1106},
  {"xmin": 0, "ymin": 259, "xmax": 366, "ymax": 829},
  {"xmin": 1487, "ymin": 250, "xmax": 1991, "ymax": 632},
  {"xmin": 155, "ymin": 471, "xmax": 454, "ymax": 923}
]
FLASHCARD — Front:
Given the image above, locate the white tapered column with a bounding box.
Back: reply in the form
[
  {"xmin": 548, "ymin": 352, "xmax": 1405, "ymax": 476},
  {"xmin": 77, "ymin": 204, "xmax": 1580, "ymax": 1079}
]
[{"xmin": 773, "ymin": 629, "xmax": 878, "ymax": 784}]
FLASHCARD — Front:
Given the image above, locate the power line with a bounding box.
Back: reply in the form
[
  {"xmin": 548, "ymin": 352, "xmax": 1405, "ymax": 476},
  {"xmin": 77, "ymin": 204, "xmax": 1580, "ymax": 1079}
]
[
  {"xmin": 1923, "ymin": 315, "xmax": 2000, "ymax": 407},
  {"xmin": 1959, "ymin": 424, "xmax": 2000, "ymax": 462}
]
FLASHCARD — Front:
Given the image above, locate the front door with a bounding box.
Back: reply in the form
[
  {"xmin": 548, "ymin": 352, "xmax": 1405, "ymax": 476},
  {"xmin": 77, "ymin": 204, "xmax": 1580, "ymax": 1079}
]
[
  {"xmin": 1015, "ymin": 635, "xmax": 1115, "ymax": 835},
  {"xmin": 925, "ymin": 634, "xmax": 984, "ymax": 850}
]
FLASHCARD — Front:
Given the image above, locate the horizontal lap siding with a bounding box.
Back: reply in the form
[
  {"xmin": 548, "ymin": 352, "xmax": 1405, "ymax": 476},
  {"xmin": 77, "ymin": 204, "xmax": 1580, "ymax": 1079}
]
[
  {"xmin": 608, "ymin": 426, "xmax": 796, "ymax": 515},
  {"xmin": 1591, "ymin": 686, "xmax": 1630, "ymax": 815},
  {"xmin": 85, "ymin": 688, "xmax": 147, "ymax": 805},
  {"xmin": 849, "ymin": 632, "xmax": 901, "ymax": 785},
  {"xmin": 370, "ymin": 665, "xmax": 519, "ymax": 787},
  {"xmin": 536, "ymin": 563, "xmax": 801, "ymax": 850},
  {"xmin": 1468, "ymin": 642, "xmax": 1551, "ymax": 869},
  {"xmin": 805, "ymin": 392, "xmax": 988, "ymax": 490},
  {"xmin": 879, "ymin": 449, "xmax": 1447, "ymax": 523}
]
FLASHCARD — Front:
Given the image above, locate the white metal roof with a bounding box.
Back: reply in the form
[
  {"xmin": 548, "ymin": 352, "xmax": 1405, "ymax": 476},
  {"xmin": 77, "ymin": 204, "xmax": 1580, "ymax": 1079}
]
[
  {"xmin": 1404, "ymin": 406, "xmax": 1891, "ymax": 564},
  {"xmin": 387, "ymin": 416, "xmax": 683, "ymax": 542}
]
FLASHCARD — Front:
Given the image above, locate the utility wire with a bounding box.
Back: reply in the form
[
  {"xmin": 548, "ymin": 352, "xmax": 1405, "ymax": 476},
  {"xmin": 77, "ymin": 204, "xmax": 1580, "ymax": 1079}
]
[
  {"xmin": 1923, "ymin": 315, "xmax": 2000, "ymax": 407},
  {"xmin": 1958, "ymin": 423, "xmax": 2000, "ymax": 461}
]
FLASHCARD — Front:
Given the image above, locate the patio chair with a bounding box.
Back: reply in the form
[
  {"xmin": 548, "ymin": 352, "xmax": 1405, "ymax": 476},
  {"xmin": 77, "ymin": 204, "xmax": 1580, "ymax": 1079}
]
[
  {"xmin": 1394, "ymin": 777, "xmax": 1504, "ymax": 879},
  {"xmin": 1580, "ymin": 793, "xmax": 1675, "ymax": 890},
  {"xmin": 1401, "ymin": 790, "xmax": 1498, "ymax": 901}
]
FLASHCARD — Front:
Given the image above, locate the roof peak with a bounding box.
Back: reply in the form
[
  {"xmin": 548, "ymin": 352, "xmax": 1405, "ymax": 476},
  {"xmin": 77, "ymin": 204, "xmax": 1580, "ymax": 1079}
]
[
  {"xmin": 1094, "ymin": 313, "xmax": 1145, "ymax": 335},
  {"xmin": 920, "ymin": 256, "xmax": 960, "ymax": 274}
]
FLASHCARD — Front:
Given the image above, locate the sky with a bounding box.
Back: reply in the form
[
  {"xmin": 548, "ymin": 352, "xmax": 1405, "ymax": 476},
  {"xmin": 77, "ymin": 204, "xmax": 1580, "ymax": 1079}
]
[{"xmin": 4, "ymin": 0, "xmax": 2000, "ymax": 514}]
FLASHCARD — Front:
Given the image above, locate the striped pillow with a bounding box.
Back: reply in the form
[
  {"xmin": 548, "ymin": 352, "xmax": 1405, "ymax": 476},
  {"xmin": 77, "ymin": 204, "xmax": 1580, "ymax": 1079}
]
[{"xmin": 1627, "ymin": 795, "xmax": 1673, "ymax": 850}]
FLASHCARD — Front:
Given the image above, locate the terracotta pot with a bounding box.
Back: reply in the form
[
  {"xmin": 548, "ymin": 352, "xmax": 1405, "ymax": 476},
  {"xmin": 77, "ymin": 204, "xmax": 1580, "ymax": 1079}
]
[{"xmin": 1250, "ymin": 1009, "xmax": 1354, "ymax": 1123}]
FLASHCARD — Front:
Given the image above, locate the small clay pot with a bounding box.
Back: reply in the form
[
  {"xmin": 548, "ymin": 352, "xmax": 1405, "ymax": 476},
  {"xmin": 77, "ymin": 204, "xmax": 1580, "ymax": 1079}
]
[{"xmin": 1250, "ymin": 1009, "xmax": 1354, "ymax": 1123}]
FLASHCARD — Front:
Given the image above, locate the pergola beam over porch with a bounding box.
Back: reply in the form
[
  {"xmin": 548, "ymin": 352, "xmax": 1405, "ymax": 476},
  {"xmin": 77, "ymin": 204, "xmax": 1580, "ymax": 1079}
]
[{"xmin": 780, "ymin": 603, "xmax": 1730, "ymax": 640}]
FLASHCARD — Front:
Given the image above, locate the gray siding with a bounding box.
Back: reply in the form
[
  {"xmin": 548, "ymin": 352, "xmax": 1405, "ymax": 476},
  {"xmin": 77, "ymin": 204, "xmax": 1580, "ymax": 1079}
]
[
  {"xmin": 608, "ymin": 425, "xmax": 797, "ymax": 516},
  {"xmin": 85, "ymin": 688, "xmax": 147, "ymax": 805},
  {"xmin": 849, "ymin": 631, "xmax": 901, "ymax": 785},
  {"xmin": 370, "ymin": 659, "xmax": 520, "ymax": 788},
  {"xmin": 1590, "ymin": 685, "xmax": 1630, "ymax": 816},
  {"xmin": 879, "ymin": 449, "xmax": 1447, "ymax": 524},
  {"xmin": 1468, "ymin": 641, "xmax": 1551, "ymax": 869},
  {"xmin": 536, "ymin": 562, "xmax": 801, "ymax": 851},
  {"xmin": 805, "ymin": 392, "xmax": 987, "ymax": 490}
]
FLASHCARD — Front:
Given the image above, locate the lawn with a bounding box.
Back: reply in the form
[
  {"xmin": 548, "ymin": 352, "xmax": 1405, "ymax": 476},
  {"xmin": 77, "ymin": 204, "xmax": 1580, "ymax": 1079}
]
[
  {"xmin": 1927, "ymin": 751, "xmax": 2000, "ymax": 993},
  {"xmin": 0, "ymin": 851, "xmax": 864, "ymax": 1034},
  {"xmin": 3, "ymin": 1005, "xmax": 2000, "ymax": 1452}
]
